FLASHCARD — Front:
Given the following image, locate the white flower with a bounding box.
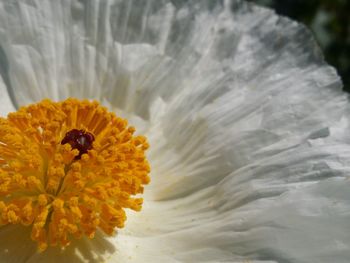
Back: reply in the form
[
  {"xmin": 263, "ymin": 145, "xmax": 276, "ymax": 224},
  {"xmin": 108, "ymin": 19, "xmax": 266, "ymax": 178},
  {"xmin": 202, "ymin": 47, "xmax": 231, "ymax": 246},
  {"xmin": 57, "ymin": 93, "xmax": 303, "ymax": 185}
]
[{"xmin": 0, "ymin": 0, "xmax": 350, "ymax": 262}]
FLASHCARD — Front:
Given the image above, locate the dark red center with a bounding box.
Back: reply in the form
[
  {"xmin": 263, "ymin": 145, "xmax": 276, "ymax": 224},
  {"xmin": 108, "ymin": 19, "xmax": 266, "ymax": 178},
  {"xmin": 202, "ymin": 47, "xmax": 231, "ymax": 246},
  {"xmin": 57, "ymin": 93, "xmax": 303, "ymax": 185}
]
[{"xmin": 61, "ymin": 129, "xmax": 95, "ymax": 159}]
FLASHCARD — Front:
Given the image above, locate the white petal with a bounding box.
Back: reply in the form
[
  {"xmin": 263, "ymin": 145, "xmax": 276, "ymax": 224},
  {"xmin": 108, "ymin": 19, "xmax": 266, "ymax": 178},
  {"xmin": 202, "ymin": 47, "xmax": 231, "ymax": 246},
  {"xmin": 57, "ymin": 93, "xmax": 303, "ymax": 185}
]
[
  {"xmin": 0, "ymin": 77, "xmax": 15, "ymax": 116},
  {"xmin": 120, "ymin": 145, "xmax": 350, "ymax": 262},
  {"xmin": 248, "ymin": 178, "xmax": 350, "ymax": 262},
  {"xmin": 141, "ymin": 1, "xmax": 349, "ymax": 198}
]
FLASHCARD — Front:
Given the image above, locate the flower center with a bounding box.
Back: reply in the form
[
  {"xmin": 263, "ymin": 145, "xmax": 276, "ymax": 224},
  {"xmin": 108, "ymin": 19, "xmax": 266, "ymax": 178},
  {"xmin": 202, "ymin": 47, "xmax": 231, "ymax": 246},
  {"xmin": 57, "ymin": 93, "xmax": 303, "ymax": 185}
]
[
  {"xmin": 0, "ymin": 99, "xmax": 150, "ymax": 251},
  {"xmin": 61, "ymin": 129, "xmax": 95, "ymax": 159}
]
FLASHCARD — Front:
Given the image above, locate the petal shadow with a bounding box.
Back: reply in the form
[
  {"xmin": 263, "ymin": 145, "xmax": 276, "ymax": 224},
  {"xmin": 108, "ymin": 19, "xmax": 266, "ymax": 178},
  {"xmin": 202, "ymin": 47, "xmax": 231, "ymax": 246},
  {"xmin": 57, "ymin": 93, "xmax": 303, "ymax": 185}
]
[{"xmin": 0, "ymin": 225, "xmax": 116, "ymax": 263}]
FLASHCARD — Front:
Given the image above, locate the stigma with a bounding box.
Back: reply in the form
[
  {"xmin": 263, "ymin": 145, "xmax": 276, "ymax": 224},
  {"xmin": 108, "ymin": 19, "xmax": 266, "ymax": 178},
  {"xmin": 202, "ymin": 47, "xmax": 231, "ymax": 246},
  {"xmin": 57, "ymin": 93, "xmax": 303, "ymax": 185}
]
[
  {"xmin": 0, "ymin": 99, "xmax": 150, "ymax": 251},
  {"xmin": 61, "ymin": 129, "xmax": 95, "ymax": 159}
]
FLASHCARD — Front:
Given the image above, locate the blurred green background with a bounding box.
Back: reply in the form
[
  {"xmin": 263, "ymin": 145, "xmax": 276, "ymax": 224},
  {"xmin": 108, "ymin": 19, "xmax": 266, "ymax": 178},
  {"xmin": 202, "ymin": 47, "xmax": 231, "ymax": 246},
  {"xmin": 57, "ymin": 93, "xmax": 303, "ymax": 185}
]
[{"xmin": 249, "ymin": 0, "xmax": 350, "ymax": 92}]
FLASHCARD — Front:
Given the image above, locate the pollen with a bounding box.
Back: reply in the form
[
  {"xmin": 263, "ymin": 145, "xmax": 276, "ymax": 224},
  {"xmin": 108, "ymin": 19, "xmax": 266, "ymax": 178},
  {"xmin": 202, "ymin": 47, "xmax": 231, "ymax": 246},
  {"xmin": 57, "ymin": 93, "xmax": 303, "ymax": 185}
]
[{"xmin": 0, "ymin": 98, "xmax": 150, "ymax": 251}]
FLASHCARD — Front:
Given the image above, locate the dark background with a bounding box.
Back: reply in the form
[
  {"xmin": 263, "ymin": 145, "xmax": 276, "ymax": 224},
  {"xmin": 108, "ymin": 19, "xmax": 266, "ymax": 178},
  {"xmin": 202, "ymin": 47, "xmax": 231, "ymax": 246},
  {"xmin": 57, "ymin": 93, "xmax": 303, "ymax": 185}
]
[{"xmin": 248, "ymin": 0, "xmax": 350, "ymax": 92}]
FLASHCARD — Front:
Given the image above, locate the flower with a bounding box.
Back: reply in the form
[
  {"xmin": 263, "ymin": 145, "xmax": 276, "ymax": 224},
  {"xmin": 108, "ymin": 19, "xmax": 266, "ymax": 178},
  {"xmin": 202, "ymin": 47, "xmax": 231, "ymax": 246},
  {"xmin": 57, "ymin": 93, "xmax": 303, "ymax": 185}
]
[
  {"xmin": 0, "ymin": 0, "xmax": 350, "ymax": 262},
  {"xmin": 0, "ymin": 98, "xmax": 150, "ymax": 251}
]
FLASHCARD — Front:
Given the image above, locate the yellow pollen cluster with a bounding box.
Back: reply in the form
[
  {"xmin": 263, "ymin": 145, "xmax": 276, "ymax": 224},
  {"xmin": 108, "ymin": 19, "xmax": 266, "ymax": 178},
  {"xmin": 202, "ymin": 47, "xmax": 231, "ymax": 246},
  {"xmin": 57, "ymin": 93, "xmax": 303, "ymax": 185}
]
[{"xmin": 0, "ymin": 98, "xmax": 150, "ymax": 251}]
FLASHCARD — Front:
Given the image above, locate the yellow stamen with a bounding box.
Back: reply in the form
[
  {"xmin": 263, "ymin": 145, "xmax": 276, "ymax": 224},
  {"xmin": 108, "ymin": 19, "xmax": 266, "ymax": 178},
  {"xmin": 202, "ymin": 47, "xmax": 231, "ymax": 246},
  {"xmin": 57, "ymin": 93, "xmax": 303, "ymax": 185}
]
[{"xmin": 0, "ymin": 98, "xmax": 150, "ymax": 251}]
